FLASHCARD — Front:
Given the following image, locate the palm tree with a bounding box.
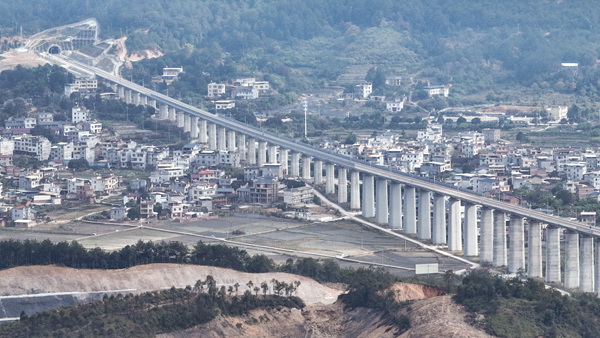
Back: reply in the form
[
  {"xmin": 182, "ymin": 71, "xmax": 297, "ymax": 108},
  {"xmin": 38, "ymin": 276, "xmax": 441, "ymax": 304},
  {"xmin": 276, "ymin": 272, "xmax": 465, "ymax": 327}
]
[{"xmin": 234, "ymin": 282, "xmax": 240, "ymax": 295}]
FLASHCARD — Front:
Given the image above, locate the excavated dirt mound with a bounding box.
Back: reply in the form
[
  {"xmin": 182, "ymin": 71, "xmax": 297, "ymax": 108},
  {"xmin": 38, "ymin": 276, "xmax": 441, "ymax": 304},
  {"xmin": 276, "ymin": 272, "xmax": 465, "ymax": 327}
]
[
  {"xmin": 387, "ymin": 282, "xmax": 446, "ymax": 302},
  {"xmin": 0, "ymin": 264, "xmax": 341, "ymax": 305},
  {"xmin": 162, "ymin": 283, "xmax": 489, "ymax": 338},
  {"xmin": 400, "ymin": 295, "xmax": 492, "ymax": 338},
  {"xmin": 159, "ymin": 301, "xmax": 401, "ymax": 338}
]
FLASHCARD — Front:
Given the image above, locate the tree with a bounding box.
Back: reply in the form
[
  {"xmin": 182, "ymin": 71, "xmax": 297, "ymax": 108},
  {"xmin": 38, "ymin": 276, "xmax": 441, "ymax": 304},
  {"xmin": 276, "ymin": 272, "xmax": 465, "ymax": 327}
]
[
  {"xmin": 471, "ymin": 117, "xmax": 481, "ymax": 124},
  {"xmin": 344, "ymin": 133, "xmax": 357, "ymax": 144},
  {"xmin": 68, "ymin": 158, "xmax": 90, "ymax": 171},
  {"xmin": 127, "ymin": 206, "xmax": 141, "ymax": 220},
  {"xmin": 457, "ymin": 116, "xmax": 467, "ymax": 124},
  {"xmin": 516, "ymin": 131, "xmax": 529, "ymax": 143}
]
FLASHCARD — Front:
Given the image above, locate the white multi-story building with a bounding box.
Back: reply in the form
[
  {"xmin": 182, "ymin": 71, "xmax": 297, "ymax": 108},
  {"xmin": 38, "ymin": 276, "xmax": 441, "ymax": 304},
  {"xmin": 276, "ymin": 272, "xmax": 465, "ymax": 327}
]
[
  {"xmin": 80, "ymin": 121, "xmax": 103, "ymax": 134},
  {"xmin": 13, "ymin": 135, "xmax": 51, "ymax": 160},
  {"xmin": 386, "ymin": 100, "xmax": 404, "ymax": 112},
  {"xmin": 283, "ymin": 186, "xmax": 314, "ymax": 205},
  {"xmin": 5, "ymin": 117, "xmax": 37, "ymax": 129},
  {"xmin": 215, "ymin": 100, "xmax": 236, "ymax": 110},
  {"xmin": 584, "ymin": 171, "xmax": 600, "ymax": 189},
  {"xmin": 417, "ymin": 124, "xmax": 443, "ymax": 145},
  {"xmin": 188, "ymin": 183, "xmax": 218, "ymax": 203},
  {"xmin": 425, "ymin": 85, "xmax": 450, "ymax": 97},
  {"xmin": 11, "ymin": 205, "xmax": 34, "ymax": 221},
  {"xmin": 566, "ymin": 162, "xmax": 587, "ymax": 181},
  {"xmin": 0, "ymin": 138, "xmax": 14, "ymax": 156},
  {"xmin": 149, "ymin": 167, "xmax": 186, "ymax": 184},
  {"xmin": 71, "ymin": 107, "xmax": 88, "ymax": 123},
  {"xmin": 473, "ymin": 177, "xmax": 501, "ymax": 194},
  {"xmin": 546, "ymin": 106, "xmax": 568, "ymax": 121},
  {"xmin": 67, "ymin": 178, "xmax": 88, "ymax": 194},
  {"xmin": 49, "ymin": 142, "xmax": 74, "ymax": 161},
  {"xmin": 355, "ymin": 82, "xmax": 372, "ymax": 99},
  {"xmin": 207, "ymin": 82, "xmax": 226, "ymax": 98},
  {"xmin": 37, "ymin": 112, "xmax": 54, "ymax": 124},
  {"xmin": 18, "ymin": 175, "xmax": 40, "ymax": 190}
]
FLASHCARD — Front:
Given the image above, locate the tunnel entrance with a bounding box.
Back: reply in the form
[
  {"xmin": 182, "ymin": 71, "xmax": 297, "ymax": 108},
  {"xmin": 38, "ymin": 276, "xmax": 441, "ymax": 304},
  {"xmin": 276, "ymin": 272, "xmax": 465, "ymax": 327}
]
[{"xmin": 48, "ymin": 46, "xmax": 61, "ymax": 54}]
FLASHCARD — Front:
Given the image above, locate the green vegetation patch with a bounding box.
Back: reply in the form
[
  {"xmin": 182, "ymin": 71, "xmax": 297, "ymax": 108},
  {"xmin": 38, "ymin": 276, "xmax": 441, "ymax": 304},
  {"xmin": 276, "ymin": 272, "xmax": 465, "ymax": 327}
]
[
  {"xmin": 0, "ymin": 284, "xmax": 305, "ymax": 337},
  {"xmin": 455, "ymin": 270, "xmax": 600, "ymax": 338}
]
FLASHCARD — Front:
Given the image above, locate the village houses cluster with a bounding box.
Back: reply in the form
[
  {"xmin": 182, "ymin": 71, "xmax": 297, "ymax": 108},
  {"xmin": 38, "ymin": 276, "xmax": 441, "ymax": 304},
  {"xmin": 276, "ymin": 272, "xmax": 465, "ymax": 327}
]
[
  {"xmin": 321, "ymin": 123, "xmax": 599, "ymax": 225},
  {"xmin": 0, "ymin": 69, "xmax": 593, "ymax": 228}
]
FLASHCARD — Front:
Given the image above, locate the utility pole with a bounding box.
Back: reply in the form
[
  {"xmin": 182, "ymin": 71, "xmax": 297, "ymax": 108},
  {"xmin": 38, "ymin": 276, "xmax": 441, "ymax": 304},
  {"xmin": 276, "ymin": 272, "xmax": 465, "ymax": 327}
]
[{"xmin": 303, "ymin": 99, "xmax": 308, "ymax": 138}]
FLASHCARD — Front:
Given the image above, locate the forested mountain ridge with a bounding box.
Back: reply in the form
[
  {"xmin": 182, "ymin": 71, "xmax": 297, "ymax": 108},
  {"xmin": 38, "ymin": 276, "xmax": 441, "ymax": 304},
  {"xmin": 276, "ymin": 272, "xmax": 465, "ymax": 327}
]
[{"xmin": 3, "ymin": 1, "xmax": 600, "ymax": 100}]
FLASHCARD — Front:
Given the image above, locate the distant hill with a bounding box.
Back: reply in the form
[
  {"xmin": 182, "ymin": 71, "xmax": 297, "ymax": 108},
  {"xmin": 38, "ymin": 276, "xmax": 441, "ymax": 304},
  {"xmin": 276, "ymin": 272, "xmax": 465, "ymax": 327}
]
[{"xmin": 3, "ymin": 1, "xmax": 600, "ymax": 100}]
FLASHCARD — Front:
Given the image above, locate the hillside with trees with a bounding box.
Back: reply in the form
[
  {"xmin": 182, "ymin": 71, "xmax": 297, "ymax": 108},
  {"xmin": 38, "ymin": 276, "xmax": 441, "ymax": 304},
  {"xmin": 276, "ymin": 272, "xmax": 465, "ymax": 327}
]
[
  {"xmin": 3, "ymin": 1, "xmax": 600, "ymax": 105},
  {"xmin": 455, "ymin": 270, "xmax": 600, "ymax": 337}
]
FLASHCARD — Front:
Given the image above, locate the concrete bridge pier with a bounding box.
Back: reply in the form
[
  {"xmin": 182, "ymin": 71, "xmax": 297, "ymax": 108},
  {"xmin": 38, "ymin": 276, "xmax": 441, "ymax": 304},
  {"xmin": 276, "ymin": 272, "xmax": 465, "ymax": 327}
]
[
  {"xmin": 124, "ymin": 89, "xmax": 132, "ymax": 104},
  {"xmin": 159, "ymin": 103, "xmax": 168, "ymax": 119},
  {"xmin": 362, "ymin": 175, "xmax": 375, "ymax": 218},
  {"xmin": 148, "ymin": 99, "xmax": 156, "ymax": 109},
  {"xmin": 289, "ymin": 153, "xmax": 300, "ymax": 177},
  {"xmin": 302, "ymin": 156, "xmax": 312, "ymax": 179},
  {"xmin": 403, "ymin": 186, "xmax": 417, "ymax": 234},
  {"xmin": 279, "ymin": 148, "xmax": 288, "ymax": 176},
  {"xmin": 480, "ymin": 207, "xmax": 494, "ymax": 263},
  {"xmin": 247, "ymin": 138, "xmax": 256, "ymax": 165},
  {"xmin": 448, "ymin": 198, "xmax": 462, "ymax": 252},
  {"xmin": 418, "ymin": 190, "xmax": 431, "ymax": 239},
  {"xmin": 183, "ymin": 114, "xmax": 191, "ymax": 133},
  {"xmin": 190, "ymin": 116, "xmax": 199, "ymax": 139},
  {"xmin": 199, "ymin": 120, "xmax": 208, "ymax": 143},
  {"xmin": 208, "ymin": 123, "xmax": 217, "ymax": 150},
  {"xmin": 217, "ymin": 127, "xmax": 227, "ymax": 151},
  {"xmin": 350, "ymin": 171, "xmax": 360, "ymax": 210},
  {"xmin": 432, "ymin": 194, "xmax": 446, "ymax": 244},
  {"xmin": 237, "ymin": 134, "xmax": 246, "ymax": 159},
  {"xmin": 227, "ymin": 130, "xmax": 236, "ymax": 152},
  {"xmin": 140, "ymin": 95, "xmax": 148, "ymax": 106},
  {"xmin": 118, "ymin": 85, "xmax": 125, "ymax": 99},
  {"xmin": 564, "ymin": 231, "xmax": 580, "ymax": 289},
  {"xmin": 325, "ymin": 163, "xmax": 335, "ymax": 194},
  {"xmin": 314, "ymin": 160, "xmax": 323, "ymax": 185},
  {"xmin": 177, "ymin": 111, "xmax": 185, "ymax": 128},
  {"xmin": 337, "ymin": 168, "xmax": 348, "ymax": 204},
  {"xmin": 133, "ymin": 92, "xmax": 141, "ymax": 106},
  {"xmin": 546, "ymin": 225, "xmax": 562, "ymax": 283},
  {"xmin": 580, "ymin": 236, "xmax": 594, "ymax": 292},
  {"xmin": 268, "ymin": 145, "xmax": 278, "ymax": 164},
  {"xmin": 527, "ymin": 221, "xmax": 543, "ymax": 278},
  {"xmin": 257, "ymin": 141, "xmax": 267, "ymax": 166},
  {"xmin": 169, "ymin": 107, "xmax": 177, "ymax": 122},
  {"xmin": 375, "ymin": 178, "xmax": 388, "ymax": 225},
  {"xmin": 595, "ymin": 239, "xmax": 600, "ymax": 295},
  {"xmin": 389, "ymin": 183, "xmax": 402, "ymax": 230},
  {"xmin": 508, "ymin": 215, "xmax": 525, "ymax": 274},
  {"xmin": 463, "ymin": 203, "xmax": 478, "ymax": 256},
  {"xmin": 493, "ymin": 212, "xmax": 507, "ymax": 267}
]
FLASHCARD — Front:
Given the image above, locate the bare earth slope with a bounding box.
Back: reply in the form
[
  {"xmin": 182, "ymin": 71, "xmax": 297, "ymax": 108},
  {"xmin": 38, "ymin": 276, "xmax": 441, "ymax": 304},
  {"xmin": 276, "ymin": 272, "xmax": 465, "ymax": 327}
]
[
  {"xmin": 0, "ymin": 266, "xmax": 490, "ymax": 337},
  {"xmin": 0, "ymin": 264, "xmax": 341, "ymax": 305},
  {"xmin": 161, "ymin": 282, "xmax": 491, "ymax": 338},
  {"xmin": 159, "ymin": 301, "xmax": 402, "ymax": 338}
]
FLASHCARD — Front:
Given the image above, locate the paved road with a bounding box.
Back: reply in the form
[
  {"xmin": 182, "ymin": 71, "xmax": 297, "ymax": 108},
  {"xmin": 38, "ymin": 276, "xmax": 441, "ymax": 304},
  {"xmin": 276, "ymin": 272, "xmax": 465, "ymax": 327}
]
[{"xmin": 44, "ymin": 53, "xmax": 600, "ymax": 237}]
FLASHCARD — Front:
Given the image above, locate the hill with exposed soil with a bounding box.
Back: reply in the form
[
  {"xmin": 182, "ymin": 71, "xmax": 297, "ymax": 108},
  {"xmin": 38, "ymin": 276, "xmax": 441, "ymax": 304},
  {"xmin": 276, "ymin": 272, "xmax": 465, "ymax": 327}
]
[{"xmin": 0, "ymin": 265, "xmax": 490, "ymax": 337}]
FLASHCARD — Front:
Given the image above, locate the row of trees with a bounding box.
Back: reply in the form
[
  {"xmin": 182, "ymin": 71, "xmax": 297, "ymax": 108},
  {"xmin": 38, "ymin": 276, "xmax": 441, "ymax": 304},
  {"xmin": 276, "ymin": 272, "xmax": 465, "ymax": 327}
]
[
  {"xmin": 0, "ymin": 282, "xmax": 305, "ymax": 337},
  {"xmin": 0, "ymin": 237, "xmax": 412, "ymax": 335}
]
